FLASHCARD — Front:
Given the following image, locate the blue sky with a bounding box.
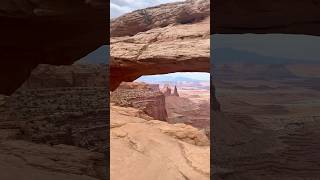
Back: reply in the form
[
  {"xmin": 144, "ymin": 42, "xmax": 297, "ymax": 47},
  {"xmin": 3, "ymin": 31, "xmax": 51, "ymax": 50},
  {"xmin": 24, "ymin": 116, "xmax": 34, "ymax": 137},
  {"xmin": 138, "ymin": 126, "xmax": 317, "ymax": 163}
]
[
  {"xmin": 136, "ymin": 72, "xmax": 210, "ymax": 82},
  {"xmin": 110, "ymin": 0, "xmax": 185, "ymax": 18},
  {"xmin": 173, "ymin": 72, "xmax": 209, "ymax": 81}
]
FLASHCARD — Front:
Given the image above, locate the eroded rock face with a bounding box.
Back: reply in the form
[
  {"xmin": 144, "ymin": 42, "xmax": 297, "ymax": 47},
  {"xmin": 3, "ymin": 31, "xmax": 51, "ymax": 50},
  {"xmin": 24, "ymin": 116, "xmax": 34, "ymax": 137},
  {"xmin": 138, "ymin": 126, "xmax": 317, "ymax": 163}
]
[
  {"xmin": 110, "ymin": 0, "xmax": 210, "ymax": 37},
  {"xmin": 0, "ymin": 140, "xmax": 105, "ymax": 180},
  {"xmin": 110, "ymin": 0, "xmax": 210, "ymax": 90},
  {"xmin": 110, "ymin": 105, "xmax": 210, "ymax": 180},
  {"xmin": 0, "ymin": 0, "xmax": 107, "ymax": 95},
  {"xmin": 0, "ymin": 64, "xmax": 108, "ymax": 179},
  {"xmin": 3, "ymin": 64, "xmax": 108, "ymax": 149},
  {"xmin": 110, "ymin": 82, "xmax": 168, "ymax": 121},
  {"xmin": 21, "ymin": 64, "xmax": 108, "ymax": 89}
]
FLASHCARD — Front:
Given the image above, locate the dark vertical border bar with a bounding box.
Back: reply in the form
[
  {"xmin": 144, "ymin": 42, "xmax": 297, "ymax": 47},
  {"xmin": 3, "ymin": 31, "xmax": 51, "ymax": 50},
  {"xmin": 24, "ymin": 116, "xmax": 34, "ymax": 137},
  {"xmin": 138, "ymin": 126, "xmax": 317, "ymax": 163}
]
[
  {"xmin": 210, "ymin": 1, "xmax": 216, "ymax": 179},
  {"xmin": 106, "ymin": 1, "xmax": 111, "ymax": 180}
]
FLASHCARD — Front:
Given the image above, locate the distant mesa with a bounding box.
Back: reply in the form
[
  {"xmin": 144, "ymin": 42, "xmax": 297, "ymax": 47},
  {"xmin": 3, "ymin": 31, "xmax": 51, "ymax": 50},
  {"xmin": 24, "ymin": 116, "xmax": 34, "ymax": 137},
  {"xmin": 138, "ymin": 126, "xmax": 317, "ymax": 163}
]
[
  {"xmin": 163, "ymin": 86, "xmax": 172, "ymax": 96},
  {"xmin": 162, "ymin": 85, "xmax": 179, "ymax": 97},
  {"xmin": 173, "ymin": 86, "xmax": 180, "ymax": 97}
]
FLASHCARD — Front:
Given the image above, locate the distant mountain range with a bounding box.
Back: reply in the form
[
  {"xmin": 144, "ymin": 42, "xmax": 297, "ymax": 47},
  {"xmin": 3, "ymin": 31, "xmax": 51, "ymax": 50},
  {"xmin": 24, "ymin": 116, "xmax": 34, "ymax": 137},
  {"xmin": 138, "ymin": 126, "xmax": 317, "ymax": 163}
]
[
  {"xmin": 75, "ymin": 46, "xmax": 318, "ymax": 65},
  {"xmin": 136, "ymin": 74, "xmax": 208, "ymax": 84},
  {"xmin": 77, "ymin": 45, "xmax": 108, "ymax": 64},
  {"xmin": 212, "ymin": 48, "xmax": 316, "ymax": 65}
]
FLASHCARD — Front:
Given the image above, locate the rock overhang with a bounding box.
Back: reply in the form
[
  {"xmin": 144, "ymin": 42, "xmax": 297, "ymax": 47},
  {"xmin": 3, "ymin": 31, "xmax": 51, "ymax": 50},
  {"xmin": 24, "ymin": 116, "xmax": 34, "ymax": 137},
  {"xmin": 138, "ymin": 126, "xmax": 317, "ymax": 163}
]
[
  {"xmin": 110, "ymin": 0, "xmax": 210, "ymax": 90},
  {"xmin": 0, "ymin": 0, "xmax": 107, "ymax": 95},
  {"xmin": 2, "ymin": 0, "xmax": 320, "ymax": 94}
]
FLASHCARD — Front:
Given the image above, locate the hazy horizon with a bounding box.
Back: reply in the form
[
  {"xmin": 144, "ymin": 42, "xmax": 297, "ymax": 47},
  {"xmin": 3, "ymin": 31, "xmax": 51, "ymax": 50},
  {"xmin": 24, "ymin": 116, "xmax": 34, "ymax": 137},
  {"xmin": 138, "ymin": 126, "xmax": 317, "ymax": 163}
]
[
  {"xmin": 136, "ymin": 72, "xmax": 210, "ymax": 83},
  {"xmin": 213, "ymin": 34, "xmax": 320, "ymax": 62}
]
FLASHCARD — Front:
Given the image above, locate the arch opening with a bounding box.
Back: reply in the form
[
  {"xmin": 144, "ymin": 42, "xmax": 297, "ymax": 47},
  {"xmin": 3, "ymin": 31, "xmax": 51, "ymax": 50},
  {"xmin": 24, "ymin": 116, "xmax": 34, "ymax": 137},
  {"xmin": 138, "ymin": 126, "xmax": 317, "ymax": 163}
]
[{"xmin": 111, "ymin": 72, "xmax": 210, "ymax": 136}]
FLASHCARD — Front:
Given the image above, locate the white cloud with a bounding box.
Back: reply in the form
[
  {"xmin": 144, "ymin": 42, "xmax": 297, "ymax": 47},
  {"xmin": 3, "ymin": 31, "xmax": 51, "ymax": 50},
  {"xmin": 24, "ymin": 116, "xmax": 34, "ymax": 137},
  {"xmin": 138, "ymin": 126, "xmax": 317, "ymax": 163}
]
[
  {"xmin": 110, "ymin": 0, "xmax": 185, "ymax": 18},
  {"xmin": 110, "ymin": 2, "xmax": 132, "ymax": 18}
]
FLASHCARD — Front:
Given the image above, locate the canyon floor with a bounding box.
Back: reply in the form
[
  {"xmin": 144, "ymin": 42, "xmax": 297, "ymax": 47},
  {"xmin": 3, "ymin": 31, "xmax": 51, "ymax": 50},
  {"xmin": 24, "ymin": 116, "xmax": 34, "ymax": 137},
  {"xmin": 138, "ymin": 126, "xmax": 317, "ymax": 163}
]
[
  {"xmin": 110, "ymin": 81, "xmax": 210, "ymax": 180},
  {"xmin": 213, "ymin": 63, "xmax": 320, "ymax": 179},
  {"xmin": 166, "ymin": 87, "xmax": 210, "ymax": 135}
]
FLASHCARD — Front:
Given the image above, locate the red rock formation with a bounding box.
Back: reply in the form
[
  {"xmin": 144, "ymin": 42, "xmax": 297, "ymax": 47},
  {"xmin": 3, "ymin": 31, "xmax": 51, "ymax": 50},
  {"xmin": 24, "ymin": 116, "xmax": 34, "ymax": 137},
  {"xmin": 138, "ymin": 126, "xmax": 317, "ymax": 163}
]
[
  {"xmin": 110, "ymin": 0, "xmax": 210, "ymax": 90},
  {"xmin": 111, "ymin": 82, "xmax": 168, "ymax": 121},
  {"xmin": 110, "ymin": 0, "xmax": 210, "ymax": 37},
  {"xmin": 163, "ymin": 86, "xmax": 172, "ymax": 96},
  {"xmin": 173, "ymin": 86, "xmax": 179, "ymax": 97},
  {"xmin": 110, "ymin": 105, "xmax": 210, "ymax": 180}
]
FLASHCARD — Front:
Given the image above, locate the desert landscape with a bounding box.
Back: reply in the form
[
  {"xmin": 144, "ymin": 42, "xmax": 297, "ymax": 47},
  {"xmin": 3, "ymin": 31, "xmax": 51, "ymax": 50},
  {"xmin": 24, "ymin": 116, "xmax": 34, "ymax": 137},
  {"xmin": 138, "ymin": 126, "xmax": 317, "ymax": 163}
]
[
  {"xmin": 110, "ymin": 0, "xmax": 210, "ymax": 179},
  {"xmin": 136, "ymin": 74, "xmax": 210, "ymax": 134},
  {"xmin": 110, "ymin": 74, "xmax": 210, "ymax": 180},
  {"xmin": 110, "ymin": 80, "xmax": 210, "ymax": 180},
  {"xmin": 212, "ymin": 47, "xmax": 320, "ymax": 179}
]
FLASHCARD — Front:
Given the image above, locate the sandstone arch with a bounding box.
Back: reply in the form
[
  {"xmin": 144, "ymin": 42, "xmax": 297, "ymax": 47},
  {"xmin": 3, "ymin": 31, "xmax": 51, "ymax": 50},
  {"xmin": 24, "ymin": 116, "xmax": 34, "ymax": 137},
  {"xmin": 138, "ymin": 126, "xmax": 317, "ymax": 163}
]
[{"xmin": 110, "ymin": 0, "xmax": 210, "ymax": 90}]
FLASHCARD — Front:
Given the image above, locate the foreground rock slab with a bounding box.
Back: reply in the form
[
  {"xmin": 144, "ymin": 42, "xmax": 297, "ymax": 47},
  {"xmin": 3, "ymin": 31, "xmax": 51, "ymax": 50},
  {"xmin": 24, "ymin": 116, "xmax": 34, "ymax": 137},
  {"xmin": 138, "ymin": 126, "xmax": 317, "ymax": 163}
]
[
  {"xmin": 0, "ymin": 140, "xmax": 103, "ymax": 180},
  {"xmin": 110, "ymin": 105, "xmax": 210, "ymax": 180}
]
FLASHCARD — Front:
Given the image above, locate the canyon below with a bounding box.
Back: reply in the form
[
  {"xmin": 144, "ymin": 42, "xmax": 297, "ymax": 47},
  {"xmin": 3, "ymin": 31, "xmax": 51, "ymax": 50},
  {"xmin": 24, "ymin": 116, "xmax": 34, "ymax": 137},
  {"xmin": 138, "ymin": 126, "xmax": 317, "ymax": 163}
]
[
  {"xmin": 213, "ymin": 60, "xmax": 320, "ymax": 179},
  {"xmin": 110, "ymin": 79, "xmax": 210, "ymax": 180}
]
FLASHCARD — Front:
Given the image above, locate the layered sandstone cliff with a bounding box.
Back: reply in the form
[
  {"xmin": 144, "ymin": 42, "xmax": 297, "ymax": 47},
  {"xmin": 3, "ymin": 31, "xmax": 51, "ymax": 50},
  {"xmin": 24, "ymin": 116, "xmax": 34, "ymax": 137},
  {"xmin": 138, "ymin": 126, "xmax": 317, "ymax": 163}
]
[{"xmin": 111, "ymin": 82, "xmax": 168, "ymax": 121}]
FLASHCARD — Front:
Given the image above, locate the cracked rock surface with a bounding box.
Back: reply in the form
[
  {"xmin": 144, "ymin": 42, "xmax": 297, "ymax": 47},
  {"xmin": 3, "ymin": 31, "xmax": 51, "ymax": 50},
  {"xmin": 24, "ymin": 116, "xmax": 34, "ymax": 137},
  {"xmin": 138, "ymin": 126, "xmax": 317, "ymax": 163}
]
[{"xmin": 110, "ymin": 105, "xmax": 210, "ymax": 180}]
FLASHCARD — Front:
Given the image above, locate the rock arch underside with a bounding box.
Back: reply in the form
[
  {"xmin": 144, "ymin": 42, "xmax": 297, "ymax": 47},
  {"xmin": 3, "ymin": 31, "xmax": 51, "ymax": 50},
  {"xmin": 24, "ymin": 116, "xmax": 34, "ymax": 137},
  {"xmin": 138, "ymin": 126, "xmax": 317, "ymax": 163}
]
[
  {"xmin": 0, "ymin": 0, "xmax": 108, "ymax": 95},
  {"xmin": 0, "ymin": 0, "xmax": 320, "ymax": 93}
]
